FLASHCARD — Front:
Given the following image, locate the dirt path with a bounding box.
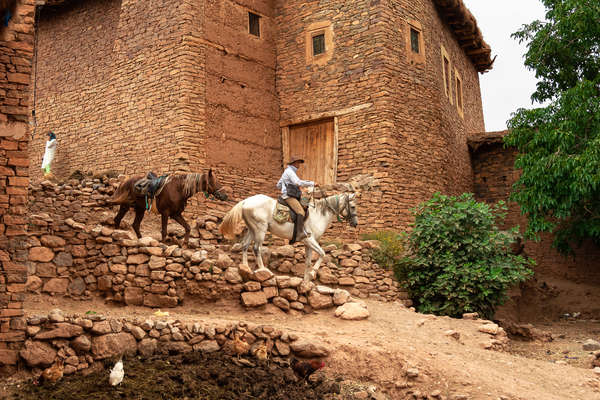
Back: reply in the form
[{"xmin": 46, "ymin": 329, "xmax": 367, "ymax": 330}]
[{"xmin": 23, "ymin": 295, "xmax": 600, "ymax": 400}]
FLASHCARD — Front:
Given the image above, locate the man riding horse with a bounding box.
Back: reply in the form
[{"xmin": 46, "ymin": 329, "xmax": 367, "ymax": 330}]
[{"xmin": 277, "ymin": 156, "xmax": 315, "ymax": 244}]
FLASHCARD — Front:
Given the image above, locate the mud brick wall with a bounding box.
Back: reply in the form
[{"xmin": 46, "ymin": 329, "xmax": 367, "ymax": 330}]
[
  {"xmin": 0, "ymin": 0, "xmax": 35, "ymax": 367},
  {"xmin": 470, "ymin": 136, "xmax": 600, "ymax": 285},
  {"xmin": 18, "ymin": 309, "xmax": 331, "ymax": 376}
]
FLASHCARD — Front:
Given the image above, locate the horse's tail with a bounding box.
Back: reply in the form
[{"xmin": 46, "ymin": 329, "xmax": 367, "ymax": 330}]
[{"xmin": 219, "ymin": 200, "xmax": 245, "ymax": 240}]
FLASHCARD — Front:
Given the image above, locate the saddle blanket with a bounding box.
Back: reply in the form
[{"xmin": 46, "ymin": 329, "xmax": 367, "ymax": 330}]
[{"xmin": 273, "ymin": 197, "xmax": 309, "ymax": 224}]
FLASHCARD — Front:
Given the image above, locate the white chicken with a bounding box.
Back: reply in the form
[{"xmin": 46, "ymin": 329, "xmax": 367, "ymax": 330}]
[{"xmin": 109, "ymin": 358, "xmax": 124, "ymax": 386}]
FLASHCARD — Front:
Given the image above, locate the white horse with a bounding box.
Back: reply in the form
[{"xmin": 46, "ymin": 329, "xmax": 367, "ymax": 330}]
[{"xmin": 219, "ymin": 193, "xmax": 358, "ymax": 282}]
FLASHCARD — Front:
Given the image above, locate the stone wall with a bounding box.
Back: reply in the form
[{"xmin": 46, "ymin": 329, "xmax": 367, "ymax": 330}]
[
  {"xmin": 470, "ymin": 132, "xmax": 600, "ymax": 284},
  {"xmin": 0, "ymin": 0, "xmax": 35, "ymax": 368},
  {"xmin": 26, "ymin": 176, "xmax": 408, "ymax": 312},
  {"xmin": 16, "ymin": 308, "xmax": 330, "ymax": 371}
]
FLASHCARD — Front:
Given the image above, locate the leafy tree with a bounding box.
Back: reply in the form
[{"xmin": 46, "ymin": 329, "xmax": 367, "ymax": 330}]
[
  {"xmin": 505, "ymin": 0, "xmax": 600, "ymax": 253},
  {"xmin": 395, "ymin": 193, "xmax": 533, "ymax": 319}
]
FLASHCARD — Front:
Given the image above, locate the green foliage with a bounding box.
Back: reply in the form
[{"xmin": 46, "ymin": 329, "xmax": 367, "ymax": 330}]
[
  {"xmin": 361, "ymin": 231, "xmax": 406, "ymax": 270},
  {"xmin": 396, "ymin": 193, "xmax": 534, "ymax": 319},
  {"xmin": 506, "ymin": 0, "xmax": 600, "ymax": 253}
]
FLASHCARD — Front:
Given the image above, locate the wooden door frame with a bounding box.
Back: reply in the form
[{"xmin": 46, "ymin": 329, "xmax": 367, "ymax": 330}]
[{"xmin": 281, "ymin": 117, "xmax": 338, "ymax": 183}]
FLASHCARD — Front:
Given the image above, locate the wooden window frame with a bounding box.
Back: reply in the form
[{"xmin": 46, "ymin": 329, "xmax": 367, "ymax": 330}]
[
  {"xmin": 405, "ymin": 20, "xmax": 425, "ymax": 64},
  {"xmin": 312, "ymin": 32, "xmax": 326, "ymax": 56},
  {"xmin": 441, "ymin": 45, "xmax": 453, "ymax": 104},
  {"xmin": 281, "ymin": 117, "xmax": 339, "ymax": 184},
  {"xmin": 248, "ymin": 11, "xmax": 261, "ymax": 38},
  {"xmin": 455, "ymin": 68, "xmax": 464, "ymax": 118},
  {"xmin": 305, "ymin": 21, "xmax": 334, "ymax": 66}
]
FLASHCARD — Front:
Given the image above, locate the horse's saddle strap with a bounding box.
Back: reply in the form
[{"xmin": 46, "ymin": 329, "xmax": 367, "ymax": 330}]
[{"xmin": 148, "ymin": 175, "xmax": 169, "ymax": 197}]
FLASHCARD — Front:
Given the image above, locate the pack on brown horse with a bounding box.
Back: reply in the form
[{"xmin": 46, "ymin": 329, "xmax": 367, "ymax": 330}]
[{"xmin": 109, "ymin": 170, "xmax": 227, "ymax": 245}]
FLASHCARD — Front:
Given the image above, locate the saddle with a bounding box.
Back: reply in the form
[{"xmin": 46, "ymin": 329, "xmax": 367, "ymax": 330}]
[
  {"xmin": 134, "ymin": 172, "xmax": 170, "ymax": 212},
  {"xmin": 273, "ymin": 196, "xmax": 309, "ymax": 224}
]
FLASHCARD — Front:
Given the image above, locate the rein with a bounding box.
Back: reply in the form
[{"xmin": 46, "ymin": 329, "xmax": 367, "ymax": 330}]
[{"xmin": 325, "ymin": 195, "xmax": 350, "ymax": 223}]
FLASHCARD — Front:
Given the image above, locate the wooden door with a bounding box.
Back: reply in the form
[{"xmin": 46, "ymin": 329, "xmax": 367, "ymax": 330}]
[{"xmin": 284, "ymin": 118, "xmax": 337, "ymax": 185}]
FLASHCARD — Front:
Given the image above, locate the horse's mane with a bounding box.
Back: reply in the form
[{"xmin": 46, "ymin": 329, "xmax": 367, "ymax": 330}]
[
  {"xmin": 172, "ymin": 173, "xmax": 206, "ymax": 198},
  {"xmin": 311, "ymin": 194, "xmax": 345, "ymax": 216}
]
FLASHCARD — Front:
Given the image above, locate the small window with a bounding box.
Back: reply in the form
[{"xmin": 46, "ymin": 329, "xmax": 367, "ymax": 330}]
[
  {"xmin": 312, "ymin": 33, "xmax": 325, "ymax": 56},
  {"xmin": 443, "ymin": 56, "xmax": 450, "ymax": 94},
  {"xmin": 249, "ymin": 12, "xmax": 260, "ymax": 37},
  {"xmin": 456, "ymin": 76, "xmax": 463, "ymax": 111},
  {"xmin": 410, "ymin": 28, "xmax": 420, "ymax": 54}
]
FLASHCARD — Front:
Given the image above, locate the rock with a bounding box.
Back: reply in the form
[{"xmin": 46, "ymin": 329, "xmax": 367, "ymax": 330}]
[
  {"xmin": 280, "ymin": 288, "xmax": 299, "ymax": 302},
  {"xmin": 91, "ymin": 332, "xmax": 137, "ymax": 359},
  {"xmin": 0, "ymin": 350, "xmax": 19, "ymax": 365},
  {"xmin": 241, "ymin": 291, "xmax": 268, "ymax": 307},
  {"xmin": 40, "ymin": 235, "xmax": 66, "ymax": 248},
  {"xmin": 243, "ymin": 281, "xmax": 262, "ymax": 292},
  {"xmin": 593, "ymin": 367, "xmax": 600, "ymax": 375},
  {"xmin": 165, "ymin": 342, "xmax": 193, "ymax": 354},
  {"xmin": 224, "ymin": 267, "xmax": 243, "ymax": 284},
  {"xmin": 273, "ymin": 245, "xmax": 295, "ymax": 258},
  {"xmin": 43, "ymin": 278, "xmax": 69, "ymax": 294},
  {"xmin": 144, "ymin": 294, "xmax": 178, "ymax": 308},
  {"xmin": 97, "ymin": 276, "xmax": 112, "ymax": 291},
  {"xmin": 35, "ymin": 323, "xmax": 83, "ymax": 339},
  {"xmin": 191, "ymin": 250, "xmax": 208, "ymax": 263},
  {"xmin": 19, "ymin": 340, "xmax": 57, "ymax": 367},
  {"xmin": 148, "ymin": 256, "xmax": 167, "ymax": 270},
  {"xmin": 238, "ymin": 264, "xmax": 255, "ymax": 281},
  {"xmin": 127, "ymin": 254, "xmax": 149, "ymax": 264},
  {"xmin": 54, "ymin": 252, "xmax": 74, "ymax": 267},
  {"xmin": 333, "ymin": 289, "xmax": 351, "ymax": 305},
  {"xmin": 583, "ymin": 339, "xmax": 600, "ymax": 351},
  {"xmin": 298, "ymin": 280, "xmax": 315, "ymax": 294},
  {"xmin": 289, "ymin": 339, "xmax": 329, "ymax": 357},
  {"xmin": 25, "ymin": 276, "xmax": 43, "ymax": 292},
  {"xmin": 139, "ymin": 237, "xmax": 159, "ymax": 247},
  {"xmin": 263, "ymin": 286, "xmax": 278, "ymax": 299},
  {"xmin": 109, "ymin": 264, "xmax": 128, "ymax": 274},
  {"xmin": 406, "ymin": 368, "xmax": 419, "ymax": 378},
  {"xmin": 308, "ymin": 290, "xmax": 333, "ymax": 309},
  {"xmin": 344, "ymin": 243, "xmax": 362, "ymax": 252},
  {"xmin": 254, "ymin": 268, "xmax": 274, "ymax": 282},
  {"xmin": 36, "ymin": 263, "xmax": 56, "ymax": 278},
  {"xmin": 317, "ymin": 268, "xmax": 338, "ymax": 285},
  {"xmin": 71, "ymin": 335, "xmax": 92, "ymax": 353},
  {"xmin": 124, "ymin": 287, "xmax": 144, "ymax": 306},
  {"xmin": 48, "ymin": 309, "xmax": 65, "ymax": 323},
  {"xmin": 131, "ymin": 326, "xmax": 146, "ymax": 340},
  {"xmin": 335, "ymin": 302, "xmax": 370, "ymax": 320},
  {"xmin": 338, "ymin": 277, "xmax": 356, "ymax": 286},
  {"xmin": 478, "ymin": 323, "xmax": 499, "ymax": 335},
  {"xmin": 316, "ymin": 285, "xmax": 334, "ymax": 295},
  {"xmin": 138, "ymin": 338, "xmax": 158, "ymax": 358},
  {"xmin": 91, "ymin": 320, "xmax": 112, "ymax": 335},
  {"xmin": 445, "ymin": 330, "xmax": 460, "ymax": 340},
  {"xmin": 29, "ymin": 247, "xmax": 55, "ymax": 262},
  {"xmin": 273, "ymin": 296, "xmax": 290, "ymax": 311},
  {"xmin": 194, "ymin": 340, "xmax": 220, "ymax": 353},
  {"xmin": 462, "ymin": 312, "xmax": 479, "ymax": 320},
  {"xmin": 68, "ymin": 277, "xmax": 86, "ymax": 296},
  {"xmin": 217, "ymin": 253, "xmax": 234, "ymax": 268}
]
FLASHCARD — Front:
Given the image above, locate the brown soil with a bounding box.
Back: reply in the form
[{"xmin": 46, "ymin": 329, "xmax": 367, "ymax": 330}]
[
  {"xmin": 7, "ymin": 352, "xmax": 341, "ymax": 400},
  {"xmin": 13, "ymin": 295, "xmax": 600, "ymax": 400}
]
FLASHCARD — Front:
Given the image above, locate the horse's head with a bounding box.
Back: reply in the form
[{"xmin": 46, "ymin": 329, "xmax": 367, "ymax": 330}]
[
  {"xmin": 340, "ymin": 193, "xmax": 359, "ymax": 227},
  {"xmin": 206, "ymin": 169, "xmax": 228, "ymax": 201}
]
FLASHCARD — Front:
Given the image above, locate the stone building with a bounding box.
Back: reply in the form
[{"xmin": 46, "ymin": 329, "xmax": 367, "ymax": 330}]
[
  {"xmin": 1, "ymin": 0, "xmax": 35, "ymax": 367},
  {"xmin": 29, "ymin": 0, "xmax": 493, "ymax": 232}
]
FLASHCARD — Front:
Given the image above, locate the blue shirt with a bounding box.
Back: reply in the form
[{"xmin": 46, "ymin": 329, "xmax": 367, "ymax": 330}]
[{"xmin": 277, "ymin": 165, "xmax": 314, "ymax": 199}]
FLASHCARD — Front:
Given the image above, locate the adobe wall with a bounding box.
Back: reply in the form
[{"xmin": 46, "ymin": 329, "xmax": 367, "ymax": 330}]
[
  {"xmin": 0, "ymin": 0, "xmax": 35, "ymax": 367},
  {"xmin": 471, "ymin": 139, "xmax": 600, "ymax": 285},
  {"xmin": 31, "ymin": 0, "xmax": 200, "ymax": 181}
]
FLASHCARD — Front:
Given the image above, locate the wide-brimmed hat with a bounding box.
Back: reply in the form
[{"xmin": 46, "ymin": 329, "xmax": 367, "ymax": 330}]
[{"xmin": 288, "ymin": 156, "xmax": 305, "ymax": 164}]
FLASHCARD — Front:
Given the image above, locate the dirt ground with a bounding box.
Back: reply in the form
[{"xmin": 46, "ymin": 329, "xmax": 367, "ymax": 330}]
[
  {"xmin": 10, "ymin": 294, "xmax": 600, "ymax": 400},
  {"xmin": 7, "ymin": 351, "xmax": 343, "ymax": 400}
]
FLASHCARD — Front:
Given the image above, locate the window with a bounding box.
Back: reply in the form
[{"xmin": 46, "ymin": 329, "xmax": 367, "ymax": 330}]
[
  {"xmin": 441, "ymin": 45, "xmax": 452, "ymax": 103},
  {"xmin": 312, "ymin": 33, "xmax": 325, "ymax": 55},
  {"xmin": 305, "ymin": 21, "xmax": 334, "ymax": 65},
  {"xmin": 248, "ymin": 12, "xmax": 260, "ymax": 37},
  {"xmin": 410, "ymin": 28, "xmax": 420, "ymax": 54},
  {"xmin": 406, "ymin": 20, "xmax": 425, "ymax": 64},
  {"xmin": 455, "ymin": 68, "xmax": 464, "ymax": 117}
]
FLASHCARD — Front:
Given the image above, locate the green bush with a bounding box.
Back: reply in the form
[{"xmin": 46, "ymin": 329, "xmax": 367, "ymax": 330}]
[
  {"xmin": 361, "ymin": 230, "xmax": 406, "ymax": 270},
  {"xmin": 395, "ymin": 192, "xmax": 534, "ymax": 319}
]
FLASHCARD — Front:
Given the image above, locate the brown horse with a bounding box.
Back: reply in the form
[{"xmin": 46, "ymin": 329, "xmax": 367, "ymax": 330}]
[{"xmin": 109, "ymin": 170, "xmax": 227, "ymax": 245}]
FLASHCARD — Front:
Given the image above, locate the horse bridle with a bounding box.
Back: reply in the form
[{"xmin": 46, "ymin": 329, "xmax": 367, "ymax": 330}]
[
  {"xmin": 327, "ymin": 194, "xmax": 354, "ymax": 223},
  {"xmin": 202, "ymin": 178, "xmax": 226, "ymax": 201}
]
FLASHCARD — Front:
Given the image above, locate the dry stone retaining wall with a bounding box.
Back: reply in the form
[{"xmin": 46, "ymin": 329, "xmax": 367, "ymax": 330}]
[
  {"xmin": 15, "ymin": 308, "xmax": 330, "ymax": 371},
  {"xmin": 26, "ymin": 177, "xmax": 408, "ymax": 312}
]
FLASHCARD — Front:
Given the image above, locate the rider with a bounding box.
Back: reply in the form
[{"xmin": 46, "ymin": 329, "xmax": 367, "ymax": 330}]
[{"xmin": 277, "ymin": 156, "xmax": 314, "ymax": 244}]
